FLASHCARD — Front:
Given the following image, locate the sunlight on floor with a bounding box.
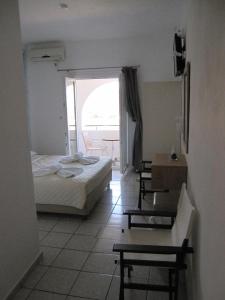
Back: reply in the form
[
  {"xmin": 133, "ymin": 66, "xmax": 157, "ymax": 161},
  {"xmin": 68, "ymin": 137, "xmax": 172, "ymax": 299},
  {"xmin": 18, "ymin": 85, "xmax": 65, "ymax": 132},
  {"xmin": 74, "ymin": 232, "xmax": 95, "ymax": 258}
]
[{"xmin": 112, "ymin": 169, "xmax": 122, "ymax": 181}]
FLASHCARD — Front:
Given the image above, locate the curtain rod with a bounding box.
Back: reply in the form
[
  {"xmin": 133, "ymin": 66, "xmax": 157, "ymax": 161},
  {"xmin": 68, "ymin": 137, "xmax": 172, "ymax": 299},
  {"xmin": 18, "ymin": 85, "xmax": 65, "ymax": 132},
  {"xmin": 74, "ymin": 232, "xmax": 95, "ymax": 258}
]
[{"xmin": 57, "ymin": 65, "xmax": 140, "ymax": 72}]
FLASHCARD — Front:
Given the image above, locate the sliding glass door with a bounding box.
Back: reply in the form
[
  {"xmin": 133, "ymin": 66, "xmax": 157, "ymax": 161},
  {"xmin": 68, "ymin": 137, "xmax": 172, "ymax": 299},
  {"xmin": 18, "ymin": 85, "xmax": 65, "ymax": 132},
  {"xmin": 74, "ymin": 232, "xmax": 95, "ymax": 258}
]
[
  {"xmin": 64, "ymin": 70, "xmax": 130, "ymax": 174},
  {"xmin": 65, "ymin": 77, "xmax": 77, "ymax": 155}
]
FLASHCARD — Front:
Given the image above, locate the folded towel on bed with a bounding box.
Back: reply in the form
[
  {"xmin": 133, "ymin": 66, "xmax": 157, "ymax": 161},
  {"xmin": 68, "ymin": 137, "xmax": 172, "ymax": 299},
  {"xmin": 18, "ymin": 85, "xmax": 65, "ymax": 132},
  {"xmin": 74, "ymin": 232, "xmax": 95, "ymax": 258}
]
[
  {"xmin": 78, "ymin": 156, "xmax": 100, "ymax": 165},
  {"xmin": 33, "ymin": 164, "xmax": 61, "ymax": 177},
  {"xmin": 59, "ymin": 152, "xmax": 83, "ymax": 164},
  {"xmin": 57, "ymin": 167, "xmax": 83, "ymax": 178}
]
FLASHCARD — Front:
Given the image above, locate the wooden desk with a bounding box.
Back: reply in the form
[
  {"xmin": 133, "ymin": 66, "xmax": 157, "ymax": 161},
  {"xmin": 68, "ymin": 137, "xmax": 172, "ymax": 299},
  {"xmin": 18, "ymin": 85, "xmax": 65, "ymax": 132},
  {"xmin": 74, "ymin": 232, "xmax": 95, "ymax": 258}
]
[{"xmin": 151, "ymin": 153, "xmax": 187, "ymax": 190}]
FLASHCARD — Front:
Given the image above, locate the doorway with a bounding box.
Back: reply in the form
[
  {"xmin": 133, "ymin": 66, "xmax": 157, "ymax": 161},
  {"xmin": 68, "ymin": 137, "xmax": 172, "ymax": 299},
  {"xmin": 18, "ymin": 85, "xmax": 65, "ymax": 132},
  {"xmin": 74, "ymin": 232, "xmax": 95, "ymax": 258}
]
[
  {"xmin": 65, "ymin": 77, "xmax": 121, "ymax": 170},
  {"xmin": 65, "ymin": 78, "xmax": 77, "ymax": 155}
]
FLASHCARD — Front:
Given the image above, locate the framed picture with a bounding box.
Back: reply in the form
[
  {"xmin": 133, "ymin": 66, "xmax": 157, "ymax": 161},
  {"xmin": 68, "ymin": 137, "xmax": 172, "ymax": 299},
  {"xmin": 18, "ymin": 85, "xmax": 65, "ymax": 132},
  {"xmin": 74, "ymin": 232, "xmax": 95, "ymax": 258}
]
[{"xmin": 182, "ymin": 62, "xmax": 190, "ymax": 153}]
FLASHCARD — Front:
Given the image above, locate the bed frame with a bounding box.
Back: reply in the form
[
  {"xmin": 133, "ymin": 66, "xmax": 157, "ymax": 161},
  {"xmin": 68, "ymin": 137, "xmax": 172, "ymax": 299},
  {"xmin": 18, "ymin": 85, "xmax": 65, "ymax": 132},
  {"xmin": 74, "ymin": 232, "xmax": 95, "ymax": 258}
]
[{"xmin": 36, "ymin": 170, "xmax": 112, "ymax": 216}]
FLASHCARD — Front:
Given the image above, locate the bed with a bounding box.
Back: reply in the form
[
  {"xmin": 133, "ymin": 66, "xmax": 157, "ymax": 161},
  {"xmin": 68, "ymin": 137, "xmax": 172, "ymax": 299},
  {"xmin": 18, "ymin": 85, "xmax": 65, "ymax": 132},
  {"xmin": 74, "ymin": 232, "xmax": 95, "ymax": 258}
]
[{"xmin": 31, "ymin": 154, "xmax": 112, "ymax": 215}]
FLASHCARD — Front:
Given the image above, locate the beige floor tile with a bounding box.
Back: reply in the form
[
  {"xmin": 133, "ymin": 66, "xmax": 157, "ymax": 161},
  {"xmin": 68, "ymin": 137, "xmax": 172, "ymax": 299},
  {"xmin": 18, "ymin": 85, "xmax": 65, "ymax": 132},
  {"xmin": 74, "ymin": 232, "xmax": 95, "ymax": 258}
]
[
  {"xmin": 52, "ymin": 218, "xmax": 81, "ymax": 234},
  {"xmin": 98, "ymin": 225, "xmax": 123, "ymax": 240},
  {"xmin": 65, "ymin": 235, "xmax": 97, "ymax": 251},
  {"xmin": 107, "ymin": 276, "xmax": 147, "ymax": 300},
  {"xmin": 83, "ymin": 253, "xmax": 117, "ymax": 275},
  {"xmin": 76, "ymin": 223, "xmax": 102, "ymax": 236},
  {"xmin": 11, "ymin": 288, "xmax": 31, "ymax": 300},
  {"xmin": 70, "ymin": 272, "xmax": 112, "ymax": 299},
  {"xmin": 52, "ymin": 249, "xmax": 89, "ymax": 270},
  {"xmin": 107, "ymin": 214, "xmax": 128, "ymax": 226},
  {"xmin": 39, "ymin": 231, "xmax": 49, "ymax": 241},
  {"xmin": 23, "ymin": 265, "xmax": 48, "ymax": 289},
  {"xmin": 41, "ymin": 232, "xmax": 72, "ymax": 248},
  {"xmin": 38, "ymin": 216, "xmax": 59, "ymax": 231},
  {"xmin": 93, "ymin": 238, "xmax": 119, "ymax": 253},
  {"xmin": 112, "ymin": 205, "xmax": 136, "ymax": 215},
  {"xmin": 28, "ymin": 290, "xmax": 66, "ymax": 300},
  {"xmin": 40, "ymin": 246, "xmax": 61, "ymax": 266},
  {"xmin": 36, "ymin": 267, "xmax": 78, "ymax": 294}
]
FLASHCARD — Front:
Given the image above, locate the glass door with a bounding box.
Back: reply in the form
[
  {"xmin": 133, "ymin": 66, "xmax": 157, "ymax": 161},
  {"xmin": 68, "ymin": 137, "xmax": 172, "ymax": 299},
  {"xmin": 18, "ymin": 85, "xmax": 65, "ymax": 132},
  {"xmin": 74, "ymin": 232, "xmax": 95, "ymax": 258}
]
[{"xmin": 65, "ymin": 78, "xmax": 77, "ymax": 155}]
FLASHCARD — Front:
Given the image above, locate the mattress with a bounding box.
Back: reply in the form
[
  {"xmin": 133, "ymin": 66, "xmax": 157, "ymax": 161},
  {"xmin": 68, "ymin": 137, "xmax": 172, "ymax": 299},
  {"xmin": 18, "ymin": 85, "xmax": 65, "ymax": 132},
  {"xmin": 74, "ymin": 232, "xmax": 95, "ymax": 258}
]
[{"xmin": 32, "ymin": 155, "xmax": 112, "ymax": 211}]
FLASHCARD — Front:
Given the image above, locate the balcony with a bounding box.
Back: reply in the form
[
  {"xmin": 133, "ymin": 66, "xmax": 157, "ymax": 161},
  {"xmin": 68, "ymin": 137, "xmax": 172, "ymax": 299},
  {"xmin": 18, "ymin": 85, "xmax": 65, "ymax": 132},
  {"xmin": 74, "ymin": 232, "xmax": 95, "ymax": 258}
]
[
  {"xmin": 66, "ymin": 78, "xmax": 120, "ymax": 168},
  {"xmin": 68, "ymin": 125, "xmax": 120, "ymax": 168}
]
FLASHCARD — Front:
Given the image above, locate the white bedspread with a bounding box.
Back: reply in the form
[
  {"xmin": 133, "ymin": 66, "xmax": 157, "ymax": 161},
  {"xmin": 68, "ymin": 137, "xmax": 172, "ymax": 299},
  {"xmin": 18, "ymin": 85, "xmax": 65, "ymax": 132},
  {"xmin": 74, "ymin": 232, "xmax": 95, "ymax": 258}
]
[{"xmin": 32, "ymin": 155, "xmax": 112, "ymax": 210}]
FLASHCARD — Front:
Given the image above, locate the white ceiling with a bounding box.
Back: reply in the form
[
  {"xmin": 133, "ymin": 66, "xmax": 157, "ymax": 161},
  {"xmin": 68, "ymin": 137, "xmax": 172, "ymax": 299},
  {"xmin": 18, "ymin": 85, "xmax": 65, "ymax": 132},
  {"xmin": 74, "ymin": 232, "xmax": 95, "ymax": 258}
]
[{"xmin": 19, "ymin": 0, "xmax": 186, "ymax": 43}]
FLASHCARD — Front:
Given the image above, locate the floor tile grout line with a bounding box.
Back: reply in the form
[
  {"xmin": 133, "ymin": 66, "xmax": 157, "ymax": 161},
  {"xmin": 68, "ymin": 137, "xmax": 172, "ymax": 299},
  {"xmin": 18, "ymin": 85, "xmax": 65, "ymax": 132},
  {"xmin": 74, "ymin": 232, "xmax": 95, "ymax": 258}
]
[
  {"xmin": 38, "ymin": 217, "xmax": 59, "ymax": 232},
  {"xmin": 40, "ymin": 233, "xmax": 73, "ymax": 249},
  {"xmin": 32, "ymin": 266, "xmax": 119, "ymax": 296},
  {"xmin": 36, "ymin": 216, "xmax": 68, "ymax": 278},
  {"xmin": 66, "ymin": 245, "xmax": 93, "ymax": 297},
  {"xmin": 39, "ymin": 213, "xmax": 104, "ymax": 295},
  {"xmin": 34, "ymin": 179, "xmax": 127, "ymax": 299},
  {"xmin": 29, "ymin": 289, "xmax": 73, "ymax": 298},
  {"xmin": 66, "ymin": 269, "xmax": 81, "ymax": 297},
  {"xmin": 36, "ymin": 218, "xmax": 86, "ymax": 296},
  {"xmin": 50, "ymin": 215, "xmax": 83, "ymax": 235},
  {"xmin": 43, "ymin": 216, "xmax": 91, "ymax": 267},
  {"xmin": 104, "ymin": 273, "xmax": 115, "ymax": 300},
  {"xmin": 65, "ymin": 199, "xmax": 115, "ymax": 295},
  {"xmin": 35, "ymin": 266, "xmax": 118, "ymax": 277},
  {"xmin": 67, "ymin": 186, "xmax": 119, "ymax": 298},
  {"xmin": 33, "ymin": 240, "xmax": 79, "ymax": 296},
  {"xmin": 32, "ymin": 286, "xmax": 72, "ymax": 297},
  {"xmin": 28, "ymin": 264, "xmax": 50, "ymax": 294},
  {"xmin": 20, "ymin": 287, "xmax": 33, "ymax": 300}
]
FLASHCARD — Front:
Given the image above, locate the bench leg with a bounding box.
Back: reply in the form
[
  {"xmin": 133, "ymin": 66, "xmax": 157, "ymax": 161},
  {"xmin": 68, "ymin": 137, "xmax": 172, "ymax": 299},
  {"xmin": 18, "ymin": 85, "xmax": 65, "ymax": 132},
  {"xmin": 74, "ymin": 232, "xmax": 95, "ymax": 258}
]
[
  {"xmin": 127, "ymin": 265, "xmax": 133, "ymax": 278},
  {"xmin": 174, "ymin": 270, "xmax": 179, "ymax": 300},
  {"xmin": 128, "ymin": 214, "xmax": 131, "ymax": 229},
  {"xmin": 169, "ymin": 269, "xmax": 173, "ymax": 300},
  {"xmin": 119, "ymin": 252, "xmax": 125, "ymax": 300},
  {"xmin": 138, "ymin": 192, "xmax": 142, "ymax": 209},
  {"xmin": 138, "ymin": 177, "xmax": 142, "ymax": 209}
]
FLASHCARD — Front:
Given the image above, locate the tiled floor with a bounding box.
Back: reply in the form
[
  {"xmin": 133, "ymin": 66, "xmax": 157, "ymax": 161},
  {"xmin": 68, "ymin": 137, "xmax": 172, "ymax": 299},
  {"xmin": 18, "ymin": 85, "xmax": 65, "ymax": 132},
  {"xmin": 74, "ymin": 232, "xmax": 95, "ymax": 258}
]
[{"xmin": 12, "ymin": 171, "xmax": 186, "ymax": 300}]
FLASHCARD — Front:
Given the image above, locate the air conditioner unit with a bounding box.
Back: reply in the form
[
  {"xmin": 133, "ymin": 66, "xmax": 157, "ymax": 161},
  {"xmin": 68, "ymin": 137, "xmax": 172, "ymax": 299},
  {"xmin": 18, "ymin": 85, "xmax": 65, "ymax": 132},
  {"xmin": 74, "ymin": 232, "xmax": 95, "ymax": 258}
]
[{"xmin": 28, "ymin": 44, "xmax": 65, "ymax": 62}]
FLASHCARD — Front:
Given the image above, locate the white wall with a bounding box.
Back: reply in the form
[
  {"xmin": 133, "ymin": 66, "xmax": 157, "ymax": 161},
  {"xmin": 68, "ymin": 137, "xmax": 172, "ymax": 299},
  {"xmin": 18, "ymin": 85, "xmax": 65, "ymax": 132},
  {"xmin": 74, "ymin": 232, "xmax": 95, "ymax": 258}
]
[
  {"xmin": 64, "ymin": 35, "xmax": 174, "ymax": 82},
  {"xmin": 185, "ymin": 0, "xmax": 225, "ymax": 299},
  {"xmin": 27, "ymin": 62, "xmax": 66, "ymax": 154},
  {"xmin": 0, "ymin": 1, "xmax": 40, "ymax": 299},
  {"xmin": 142, "ymin": 81, "xmax": 181, "ymax": 159},
  {"xmin": 26, "ymin": 34, "xmax": 181, "ymax": 157}
]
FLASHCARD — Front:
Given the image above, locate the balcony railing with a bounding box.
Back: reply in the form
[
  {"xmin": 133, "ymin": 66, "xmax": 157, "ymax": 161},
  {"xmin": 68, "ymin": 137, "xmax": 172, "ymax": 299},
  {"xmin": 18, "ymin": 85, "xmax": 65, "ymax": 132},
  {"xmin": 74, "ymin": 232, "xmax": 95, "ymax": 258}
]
[
  {"xmin": 82, "ymin": 124, "xmax": 119, "ymax": 131},
  {"xmin": 67, "ymin": 125, "xmax": 120, "ymax": 166}
]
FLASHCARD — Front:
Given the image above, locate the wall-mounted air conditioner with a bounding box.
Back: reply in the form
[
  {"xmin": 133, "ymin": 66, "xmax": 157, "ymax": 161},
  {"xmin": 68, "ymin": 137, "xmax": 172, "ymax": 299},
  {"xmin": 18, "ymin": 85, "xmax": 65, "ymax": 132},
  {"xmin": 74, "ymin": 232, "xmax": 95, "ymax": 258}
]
[{"xmin": 28, "ymin": 43, "xmax": 65, "ymax": 62}]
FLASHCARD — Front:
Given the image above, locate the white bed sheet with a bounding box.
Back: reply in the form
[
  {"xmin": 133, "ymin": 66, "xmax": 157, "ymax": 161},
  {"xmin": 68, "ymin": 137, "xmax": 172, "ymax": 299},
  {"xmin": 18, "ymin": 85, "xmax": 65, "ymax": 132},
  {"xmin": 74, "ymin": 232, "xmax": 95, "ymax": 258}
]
[{"xmin": 32, "ymin": 155, "xmax": 112, "ymax": 210}]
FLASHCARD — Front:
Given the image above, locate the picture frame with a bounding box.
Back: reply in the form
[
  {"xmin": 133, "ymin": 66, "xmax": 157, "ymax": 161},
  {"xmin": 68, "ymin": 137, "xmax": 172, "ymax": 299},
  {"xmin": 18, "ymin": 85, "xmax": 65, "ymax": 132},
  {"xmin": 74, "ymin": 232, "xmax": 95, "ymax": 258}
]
[{"xmin": 182, "ymin": 62, "xmax": 190, "ymax": 153}]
